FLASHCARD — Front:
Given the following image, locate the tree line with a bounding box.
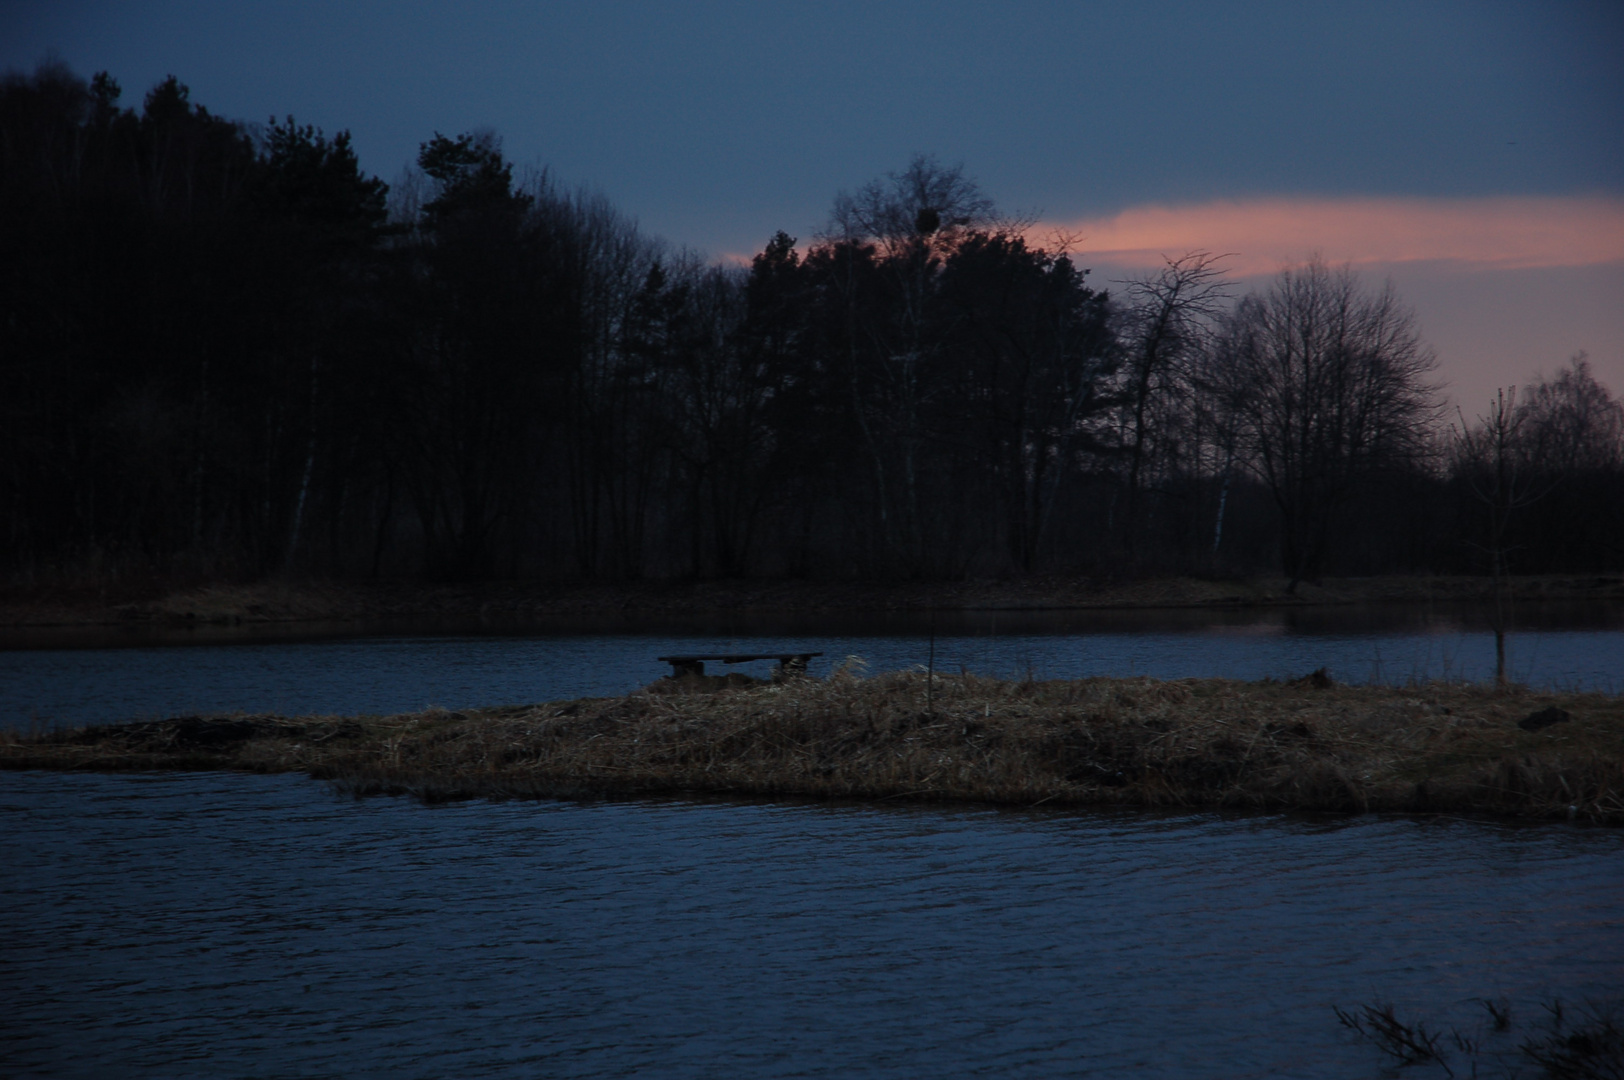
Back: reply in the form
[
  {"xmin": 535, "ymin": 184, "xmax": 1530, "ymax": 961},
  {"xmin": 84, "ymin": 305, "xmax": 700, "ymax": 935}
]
[{"xmin": 3, "ymin": 63, "xmax": 1621, "ymax": 586}]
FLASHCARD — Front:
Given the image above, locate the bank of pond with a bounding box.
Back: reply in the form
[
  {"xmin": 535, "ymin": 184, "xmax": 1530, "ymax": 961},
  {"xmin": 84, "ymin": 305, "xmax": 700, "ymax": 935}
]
[{"xmin": 8, "ymin": 671, "xmax": 1622, "ymax": 824}]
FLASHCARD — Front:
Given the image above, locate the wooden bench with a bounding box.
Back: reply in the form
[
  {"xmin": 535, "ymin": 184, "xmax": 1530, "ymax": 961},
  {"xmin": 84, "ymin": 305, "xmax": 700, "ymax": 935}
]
[{"xmin": 656, "ymin": 652, "xmax": 823, "ymax": 678}]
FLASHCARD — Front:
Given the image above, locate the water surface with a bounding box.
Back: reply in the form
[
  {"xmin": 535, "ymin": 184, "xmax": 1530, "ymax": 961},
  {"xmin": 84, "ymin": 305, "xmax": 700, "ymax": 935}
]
[
  {"xmin": 4, "ymin": 603, "xmax": 1622, "ymax": 728},
  {"xmin": 3, "ymin": 771, "xmax": 1620, "ymax": 1079}
]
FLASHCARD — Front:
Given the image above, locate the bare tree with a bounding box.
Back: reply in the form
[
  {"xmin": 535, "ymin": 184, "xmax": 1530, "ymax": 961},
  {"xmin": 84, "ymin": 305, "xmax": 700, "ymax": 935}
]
[
  {"xmin": 828, "ymin": 154, "xmax": 997, "ymax": 260},
  {"xmin": 1518, "ymin": 353, "xmax": 1624, "ymax": 474},
  {"xmin": 1187, "ymin": 338, "xmax": 1247, "ymax": 562},
  {"xmin": 559, "ymin": 191, "xmax": 668, "ymax": 577},
  {"xmin": 1215, "ymin": 259, "xmax": 1439, "ymax": 591},
  {"xmin": 1501, "ymin": 352, "xmax": 1624, "ymax": 575},
  {"xmin": 660, "ymin": 260, "xmax": 780, "ymax": 577},
  {"xmin": 1114, "ymin": 251, "xmax": 1231, "ymax": 549},
  {"xmin": 821, "ymin": 156, "xmax": 999, "ymax": 573},
  {"xmin": 1452, "ymin": 388, "xmax": 1546, "ymax": 686}
]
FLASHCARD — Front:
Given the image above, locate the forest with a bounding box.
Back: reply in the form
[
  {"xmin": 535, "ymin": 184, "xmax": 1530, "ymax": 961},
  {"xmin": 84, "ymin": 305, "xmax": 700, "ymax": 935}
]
[{"xmin": 3, "ymin": 63, "xmax": 1622, "ymax": 588}]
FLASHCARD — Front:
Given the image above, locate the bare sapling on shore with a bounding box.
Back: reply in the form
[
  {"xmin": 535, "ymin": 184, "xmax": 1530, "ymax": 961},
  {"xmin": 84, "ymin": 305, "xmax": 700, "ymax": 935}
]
[{"xmin": 5, "ymin": 670, "xmax": 1622, "ymax": 823}]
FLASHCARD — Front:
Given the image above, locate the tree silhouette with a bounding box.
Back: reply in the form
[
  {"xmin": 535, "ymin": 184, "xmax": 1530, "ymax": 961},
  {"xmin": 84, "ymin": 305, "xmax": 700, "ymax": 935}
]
[
  {"xmin": 4, "ymin": 61, "xmax": 1621, "ymax": 588},
  {"xmin": 1214, "ymin": 260, "xmax": 1438, "ymax": 591}
]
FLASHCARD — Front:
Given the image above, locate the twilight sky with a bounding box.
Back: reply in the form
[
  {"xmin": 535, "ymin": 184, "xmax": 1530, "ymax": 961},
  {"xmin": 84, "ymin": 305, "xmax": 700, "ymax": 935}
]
[{"xmin": 5, "ymin": 0, "xmax": 1622, "ymax": 411}]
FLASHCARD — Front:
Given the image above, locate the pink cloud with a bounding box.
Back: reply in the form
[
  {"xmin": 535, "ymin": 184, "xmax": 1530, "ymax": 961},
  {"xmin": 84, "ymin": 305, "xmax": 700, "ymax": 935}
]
[{"xmin": 1039, "ymin": 195, "xmax": 1624, "ymax": 275}]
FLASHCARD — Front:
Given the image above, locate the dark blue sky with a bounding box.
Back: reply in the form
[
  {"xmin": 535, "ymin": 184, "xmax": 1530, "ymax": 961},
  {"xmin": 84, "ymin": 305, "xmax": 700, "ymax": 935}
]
[
  {"xmin": 5, "ymin": 0, "xmax": 1620, "ymax": 253},
  {"xmin": 5, "ymin": 1, "xmax": 1622, "ymax": 404}
]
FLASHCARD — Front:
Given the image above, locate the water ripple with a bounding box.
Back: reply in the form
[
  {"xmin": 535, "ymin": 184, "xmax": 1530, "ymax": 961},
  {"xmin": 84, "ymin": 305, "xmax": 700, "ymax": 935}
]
[{"xmin": 2, "ymin": 772, "xmax": 1622, "ymax": 1078}]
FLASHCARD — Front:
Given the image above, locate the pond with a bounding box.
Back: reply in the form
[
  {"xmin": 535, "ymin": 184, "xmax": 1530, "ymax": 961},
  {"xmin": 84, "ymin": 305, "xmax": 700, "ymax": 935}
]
[{"xmin": 3, "ymin": 602, "xmax": 1621, "ymax": 729}]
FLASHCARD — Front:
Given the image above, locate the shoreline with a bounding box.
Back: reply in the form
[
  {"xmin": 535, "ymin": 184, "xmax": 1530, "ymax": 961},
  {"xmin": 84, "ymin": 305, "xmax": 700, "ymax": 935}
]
[
  {"xmin": 2, "ymin": 573, "xmax": 1621, "ymax": 632},
  {"xmin": 7, "ymin": 673, "xmax": 1621, "ymax": 824}
]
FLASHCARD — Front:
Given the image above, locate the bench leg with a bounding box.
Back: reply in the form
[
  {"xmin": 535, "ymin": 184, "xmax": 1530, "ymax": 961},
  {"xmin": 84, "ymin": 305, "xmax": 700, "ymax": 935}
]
[{"xmin": 669, "ymin": 660, "xmax": 705, "ymax": 678}]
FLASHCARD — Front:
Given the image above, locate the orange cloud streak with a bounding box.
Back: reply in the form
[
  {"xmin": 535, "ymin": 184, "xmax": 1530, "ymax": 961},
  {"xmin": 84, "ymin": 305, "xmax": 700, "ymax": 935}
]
[{"xmin": 1038, "ymin": 195, "xmax": 1624, "ymax": 275}]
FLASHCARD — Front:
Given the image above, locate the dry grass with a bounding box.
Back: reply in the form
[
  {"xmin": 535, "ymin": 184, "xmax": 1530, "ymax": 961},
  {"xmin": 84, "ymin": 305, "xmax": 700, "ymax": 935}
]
[{"xmin": 6, "ymin": 672, "xmax": 1623, "ymax": 822}]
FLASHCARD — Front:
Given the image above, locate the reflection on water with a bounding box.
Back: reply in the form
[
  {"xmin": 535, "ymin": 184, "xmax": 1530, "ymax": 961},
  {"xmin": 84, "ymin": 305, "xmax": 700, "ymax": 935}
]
[
  {"xmin": 2, "ymin": 771, "xmax": 1620, "ymax": 1079},
  {"xmin": 3, "ymin": 603, "xmax": 1622, "ymax": 728}
]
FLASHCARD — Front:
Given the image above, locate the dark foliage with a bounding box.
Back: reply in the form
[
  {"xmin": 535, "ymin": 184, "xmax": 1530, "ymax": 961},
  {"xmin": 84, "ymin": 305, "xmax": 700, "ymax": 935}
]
[{"xmin": 4, "ymin": 64, "xmax": 1621, "ymax": 585}]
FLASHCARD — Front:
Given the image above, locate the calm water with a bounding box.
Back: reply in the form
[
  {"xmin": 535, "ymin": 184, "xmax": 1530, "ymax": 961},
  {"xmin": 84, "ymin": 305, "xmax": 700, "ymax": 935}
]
[
  {"xmin": 3, "ymin": 604, "xmax": 1622, "ymax": 729},
  {"xmin": 2, "ymin": 770, "xmax": 1620, "ymax": 1079}
]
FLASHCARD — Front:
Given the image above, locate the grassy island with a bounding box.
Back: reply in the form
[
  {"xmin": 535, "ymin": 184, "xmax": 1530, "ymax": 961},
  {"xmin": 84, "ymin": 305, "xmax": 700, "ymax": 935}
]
[{"xmin": 5, "ymin": 672, "xmax": 1622, "ymax": 823}]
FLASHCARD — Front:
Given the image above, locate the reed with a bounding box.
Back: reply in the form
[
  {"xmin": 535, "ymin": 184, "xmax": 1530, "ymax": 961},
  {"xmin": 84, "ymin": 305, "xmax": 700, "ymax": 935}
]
[
  {"xmin": 5, "ymin": 672, "xmax": 1623, "ymax": 821},
  {"xmin": 1337, "ymin": 998, "xmax": 1623, "ymax": 1078}
]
